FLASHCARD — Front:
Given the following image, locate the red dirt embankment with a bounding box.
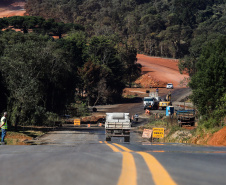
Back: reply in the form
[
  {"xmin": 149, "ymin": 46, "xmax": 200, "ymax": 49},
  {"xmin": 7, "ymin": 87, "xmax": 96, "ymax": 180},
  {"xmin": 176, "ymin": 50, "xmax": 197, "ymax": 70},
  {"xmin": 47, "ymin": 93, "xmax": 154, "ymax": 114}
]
[
  {"xmin": 136, "ymin": 54, "xmax": 189, "ymax": 88},
  {"xmin": 207, "ymin": 127, "xmax": 226, "ymax": 146},
  {"xmin": 0, "ymin": 2, "xmax": 25, "ymax": 18}
]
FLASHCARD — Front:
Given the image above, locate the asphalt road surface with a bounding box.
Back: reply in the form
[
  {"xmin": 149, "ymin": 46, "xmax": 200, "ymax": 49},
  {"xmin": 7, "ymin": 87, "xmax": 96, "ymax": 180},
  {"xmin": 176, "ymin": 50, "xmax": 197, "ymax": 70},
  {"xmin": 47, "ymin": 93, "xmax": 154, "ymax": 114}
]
[
  {"xmin": 1, "ymin": 88, "xmax": 225, "ymax": 185},
  {"xmin": 1, "ymin": 125, "xmax": 226, "ymax": 185}
]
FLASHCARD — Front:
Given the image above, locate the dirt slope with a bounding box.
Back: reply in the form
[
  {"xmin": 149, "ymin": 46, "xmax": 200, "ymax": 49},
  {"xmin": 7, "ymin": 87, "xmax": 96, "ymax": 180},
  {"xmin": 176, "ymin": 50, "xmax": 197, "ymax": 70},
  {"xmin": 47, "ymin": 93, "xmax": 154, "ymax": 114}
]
[
  {"xmin": 207, "ymin": 126, "xmax": 226, "ymax": 146},
  {"xmin": 136, "ymin": 54, "xmax": 189, "ymax": 88},
  {"xmin": 0, "ymin": 1, "xmax": 25, "ymax": 18}
]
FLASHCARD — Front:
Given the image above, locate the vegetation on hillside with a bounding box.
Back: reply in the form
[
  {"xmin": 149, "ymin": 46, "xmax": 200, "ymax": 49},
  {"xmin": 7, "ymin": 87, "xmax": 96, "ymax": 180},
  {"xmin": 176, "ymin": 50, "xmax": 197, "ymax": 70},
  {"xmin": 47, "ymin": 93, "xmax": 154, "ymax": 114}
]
[
  {"xmin": 189, "ymin": 36, "xmax": 226, "ymax": 128},
  {"xmin": 0, "ymin": 0, "xmax": 225, "ymax": 130},
  {"xmin": 25, "ymin": 0, "xmax": 226, "ymax": 60},
  {"xmin": 0, "ymin": 19, "xmax": 141, "ymax": 126}
]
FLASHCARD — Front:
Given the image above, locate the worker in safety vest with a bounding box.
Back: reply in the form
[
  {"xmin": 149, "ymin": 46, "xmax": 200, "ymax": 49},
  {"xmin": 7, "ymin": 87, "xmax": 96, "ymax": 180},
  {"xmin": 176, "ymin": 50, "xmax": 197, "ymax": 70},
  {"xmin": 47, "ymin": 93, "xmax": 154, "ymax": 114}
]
[{"xmin": 0, "ymin": 112, "xmax": 8, "ymax": 144}]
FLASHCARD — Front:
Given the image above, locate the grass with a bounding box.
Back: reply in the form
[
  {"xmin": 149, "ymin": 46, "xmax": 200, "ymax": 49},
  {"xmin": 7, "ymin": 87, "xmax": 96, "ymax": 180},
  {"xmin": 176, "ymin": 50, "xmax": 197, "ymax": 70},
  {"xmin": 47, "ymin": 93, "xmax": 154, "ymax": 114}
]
[{"xmin": 2, "ymin": 127, "xmax": 46, "ymax": 145}]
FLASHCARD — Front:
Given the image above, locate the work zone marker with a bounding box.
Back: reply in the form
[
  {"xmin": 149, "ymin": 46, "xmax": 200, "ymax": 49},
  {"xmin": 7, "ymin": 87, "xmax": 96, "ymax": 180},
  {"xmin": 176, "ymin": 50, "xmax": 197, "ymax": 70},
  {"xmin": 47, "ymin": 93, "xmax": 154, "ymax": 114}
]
[{"xmin": 103, "ymin": 142, "xmax": 177, "ymax": 185}]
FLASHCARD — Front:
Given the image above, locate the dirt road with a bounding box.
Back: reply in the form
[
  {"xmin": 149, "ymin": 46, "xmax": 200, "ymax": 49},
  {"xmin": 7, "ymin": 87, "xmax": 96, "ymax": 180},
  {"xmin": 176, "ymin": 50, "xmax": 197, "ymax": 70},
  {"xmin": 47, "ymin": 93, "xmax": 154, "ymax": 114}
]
[{"xmin": 136, "ymin": 54, "xmax": 189, "ymax": 88}]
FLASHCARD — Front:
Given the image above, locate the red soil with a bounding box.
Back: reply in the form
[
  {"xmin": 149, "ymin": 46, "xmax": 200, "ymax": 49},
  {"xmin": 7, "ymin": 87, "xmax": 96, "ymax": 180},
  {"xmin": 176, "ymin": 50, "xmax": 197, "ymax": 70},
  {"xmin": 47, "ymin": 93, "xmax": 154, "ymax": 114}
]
[
  {"xmin": 0, "ymin": 2, "xmax": 25, "ymax": 18},
  {"xmin": 136, "ymin": 54, "xmax": 189, "ymax": 88},
  {"xmin": 207, "ymin": 126, "xmax": 226, "ymax": 146}
]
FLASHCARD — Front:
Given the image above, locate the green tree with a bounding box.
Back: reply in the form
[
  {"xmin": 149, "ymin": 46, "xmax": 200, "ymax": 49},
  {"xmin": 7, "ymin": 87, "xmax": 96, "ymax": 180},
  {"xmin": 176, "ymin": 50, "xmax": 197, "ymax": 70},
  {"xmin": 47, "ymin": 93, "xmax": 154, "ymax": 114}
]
[
  {"xmin": 0, "ymin": 18, "xmax": 9, "ymax": 30},
  {"xmin": 119, "ymin": 46, "xmax": 141, "ymax": 87},
  {"xmin": 189, "ymin": 36, "xmax": 226, "ymax": 116},
  {"xmin": 81, "ymin": 35, "xmax": 126, "ymax": 104},
  {"xmin": 0, "ymin": 35, "xmax": 76, "ymax": 125}
]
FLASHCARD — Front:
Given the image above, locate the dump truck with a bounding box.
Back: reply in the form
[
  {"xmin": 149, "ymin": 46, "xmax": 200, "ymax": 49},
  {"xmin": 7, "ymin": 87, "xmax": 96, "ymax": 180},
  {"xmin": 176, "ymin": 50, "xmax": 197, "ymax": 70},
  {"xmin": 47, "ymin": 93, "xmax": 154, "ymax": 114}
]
[
  {"xmin": 176, "ymin": 109, "xmax": 195, "ymax": 127},
  {"xmin": 143, "ymin": 92, "xmax": 160, "ymax": 110},
  {"xmin": 105, "ymin": 112, "xmax": 131, "ymax": 142}
]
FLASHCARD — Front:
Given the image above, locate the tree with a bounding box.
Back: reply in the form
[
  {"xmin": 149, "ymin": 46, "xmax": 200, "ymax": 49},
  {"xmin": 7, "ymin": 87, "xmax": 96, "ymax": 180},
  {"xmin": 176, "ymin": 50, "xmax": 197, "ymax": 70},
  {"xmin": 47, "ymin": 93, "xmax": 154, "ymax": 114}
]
[
  {"xmin": 189, "ymin": 36, "xmax": 226, "ymax": 116},
  {"xmin": 80, "ymin": 35, "xmax": 128, "ymax": 104},
  {"xmin": 78, "ymin": 60, "xmax": 108, "ymax": 105},
  {"xmin": 0, "ymin": 18, "xmax": 8, "ymax": 30},
  {"xmin": 119, "ymin": 46, "xmax": 141, "ymax": 87},
  {"xmin": 0, "ymin": 35, "xmax": 76, "ymax": 125}
]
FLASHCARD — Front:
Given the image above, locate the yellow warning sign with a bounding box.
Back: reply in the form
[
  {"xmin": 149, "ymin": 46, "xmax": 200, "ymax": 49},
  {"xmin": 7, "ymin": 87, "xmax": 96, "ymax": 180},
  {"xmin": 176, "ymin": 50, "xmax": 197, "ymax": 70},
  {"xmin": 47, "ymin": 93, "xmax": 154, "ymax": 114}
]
[
  {"xmin": 74, "ymin": 119, "xmax": 81, "ymax": 126},
  {"xmin": 152, "ymin": 128, "xmax": 164, "ymax": 138}
]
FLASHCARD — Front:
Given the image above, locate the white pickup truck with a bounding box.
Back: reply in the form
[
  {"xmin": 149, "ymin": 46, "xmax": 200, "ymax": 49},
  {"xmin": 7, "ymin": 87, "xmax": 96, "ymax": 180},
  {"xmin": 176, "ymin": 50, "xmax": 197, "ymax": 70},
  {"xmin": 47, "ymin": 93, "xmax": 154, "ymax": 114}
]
[{"xmin": 105, "ymin": 112, "xmax": 131, "ymax": 142}]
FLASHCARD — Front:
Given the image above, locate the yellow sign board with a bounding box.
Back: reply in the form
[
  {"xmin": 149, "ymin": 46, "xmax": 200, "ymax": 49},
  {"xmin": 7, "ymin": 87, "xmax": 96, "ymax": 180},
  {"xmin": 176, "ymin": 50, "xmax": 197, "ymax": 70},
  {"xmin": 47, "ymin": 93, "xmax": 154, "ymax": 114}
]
[
  {"xmin": 74, "ymin": 119, "xmax": 81, "ymax": 126},
  {"xmin": 152, "ymin": 128, "xmax": 164, "ymax": 138}
]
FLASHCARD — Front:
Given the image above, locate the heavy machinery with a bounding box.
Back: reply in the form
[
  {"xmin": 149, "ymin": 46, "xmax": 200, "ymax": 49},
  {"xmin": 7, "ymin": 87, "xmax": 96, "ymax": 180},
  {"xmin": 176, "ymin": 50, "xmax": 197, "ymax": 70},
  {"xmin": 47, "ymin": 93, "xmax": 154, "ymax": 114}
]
[
  {"xmin": 143, "ymin": 92, "xmax": 160, "ymax": 110},
  {"xmin": 159, "ymin": 91, "xmax": 172, "ymax": 110},
  {"xmin": 159, "ymin": 101, "xmax": 172, "ymax": 110},
  {"xmin": 105, "ymin": 112, "xmax": 131, "ymax": 142},
  {"xmin": 143, "ymin": 97, "xmax": 159, "ymax": 110}
]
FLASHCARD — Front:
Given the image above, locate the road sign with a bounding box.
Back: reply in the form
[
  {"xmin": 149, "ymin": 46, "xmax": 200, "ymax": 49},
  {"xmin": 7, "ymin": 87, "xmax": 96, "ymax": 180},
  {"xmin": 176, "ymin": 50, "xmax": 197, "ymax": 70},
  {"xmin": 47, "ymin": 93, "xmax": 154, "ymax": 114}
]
[
  {"xmin": 152, "ymin": 128, "xmax": 164, "ymax": 138},
  {"xmin": 142, "ymin": 129, "xmax": 153, "ymax": 138},
  {"xmin": 74, "ymin": 119, "xmax": 81, "ymax": 126}
]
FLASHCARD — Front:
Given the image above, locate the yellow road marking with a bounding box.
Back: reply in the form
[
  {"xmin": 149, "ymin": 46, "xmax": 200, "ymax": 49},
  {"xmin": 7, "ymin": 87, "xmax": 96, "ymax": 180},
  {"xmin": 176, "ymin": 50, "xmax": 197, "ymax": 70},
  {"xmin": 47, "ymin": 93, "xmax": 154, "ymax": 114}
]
[
  {"xmin": 118, "ymin": 152, "xmax": 137, "ymax": 185},
  {"xmin": 152, "ymin": 150, "xmax": 165, "ymax": 153},
  {"xmin": 104, "ymin": 141, "xmax": 121, "ymax": 152},
  {"xmin": 104, "ymin": 143, "xmax": 177, "ymax": 185},
  {"xmin": 137, "ymin": 152, "xmax": 177, "ymax": 185},
  {"xmin": 113, "ymin": 143, "xmax": 132, "ymax": 152},
  {"xmin": 99, "ymin": 141, "xmax": 103, "ymax": 143}
]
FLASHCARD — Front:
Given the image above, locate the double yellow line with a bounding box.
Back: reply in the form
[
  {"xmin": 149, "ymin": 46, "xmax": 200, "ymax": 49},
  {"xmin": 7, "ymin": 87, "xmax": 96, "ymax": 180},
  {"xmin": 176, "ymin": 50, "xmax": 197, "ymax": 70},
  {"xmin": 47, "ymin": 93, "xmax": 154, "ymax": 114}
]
[{"xmin": 100, "ymin": 141, "xmax": 177, "ymax": 185}]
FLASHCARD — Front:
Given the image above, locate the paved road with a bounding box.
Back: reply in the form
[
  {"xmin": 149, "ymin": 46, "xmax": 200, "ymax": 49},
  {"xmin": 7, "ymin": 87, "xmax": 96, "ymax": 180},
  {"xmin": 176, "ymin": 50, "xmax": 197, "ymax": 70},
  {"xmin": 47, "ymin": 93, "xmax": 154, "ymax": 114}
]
[
  {"xmin": 1, "ymin": 88, "xmax": 224, "ymax": 185},
  {"xmin": 1, "ymin": 126, "xmax": 226, "ymax": 185}
]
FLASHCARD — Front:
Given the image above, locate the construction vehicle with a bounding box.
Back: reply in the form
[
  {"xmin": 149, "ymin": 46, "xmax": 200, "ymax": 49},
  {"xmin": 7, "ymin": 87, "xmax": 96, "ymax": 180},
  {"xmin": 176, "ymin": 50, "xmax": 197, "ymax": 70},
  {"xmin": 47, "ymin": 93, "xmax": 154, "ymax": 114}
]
[
  {"xmin": 143, "ymin": 92, "xmax": 160, "ymax": 110},
  {"xmin": 105, "ymin": 112, "xmax": 131, "ymax": 142},
  {"xmin": 176, "ymin": 109, "xmax": 195, "ymax": 127},
  {"xmin": 159, "ymin": 91, "xmax": 172, "ymax": 110},
  {"xmin": 159, "ymin": 101, "xmax": 172, "ymax": 110}
]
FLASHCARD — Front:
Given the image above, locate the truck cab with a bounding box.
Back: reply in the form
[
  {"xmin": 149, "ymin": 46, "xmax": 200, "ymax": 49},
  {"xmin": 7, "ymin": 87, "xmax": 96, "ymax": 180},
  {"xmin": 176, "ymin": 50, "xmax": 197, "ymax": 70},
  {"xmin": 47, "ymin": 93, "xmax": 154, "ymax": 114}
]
[{"xmin": 143, "ymin": 97, "xmax": 159, "ymax": 110}]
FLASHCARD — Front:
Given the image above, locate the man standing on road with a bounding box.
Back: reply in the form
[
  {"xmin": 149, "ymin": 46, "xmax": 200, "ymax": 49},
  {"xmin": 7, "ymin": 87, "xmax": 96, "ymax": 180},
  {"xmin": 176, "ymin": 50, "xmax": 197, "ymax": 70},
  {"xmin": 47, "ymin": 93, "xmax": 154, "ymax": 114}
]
[{"xmin": 1, "ymin": 112, "xmax": 8, "ymax": 145}]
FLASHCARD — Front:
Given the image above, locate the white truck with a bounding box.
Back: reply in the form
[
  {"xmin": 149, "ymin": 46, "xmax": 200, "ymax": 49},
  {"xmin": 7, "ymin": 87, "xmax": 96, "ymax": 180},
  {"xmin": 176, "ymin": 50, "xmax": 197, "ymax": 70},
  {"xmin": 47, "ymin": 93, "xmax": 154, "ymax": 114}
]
[
  {"xmin": 105, "ymin": 112, "xmax": 131, "ymax": 142},
  {"xmin": 143, "ymin": 92, "xmax": 160, "ymax": 110}
]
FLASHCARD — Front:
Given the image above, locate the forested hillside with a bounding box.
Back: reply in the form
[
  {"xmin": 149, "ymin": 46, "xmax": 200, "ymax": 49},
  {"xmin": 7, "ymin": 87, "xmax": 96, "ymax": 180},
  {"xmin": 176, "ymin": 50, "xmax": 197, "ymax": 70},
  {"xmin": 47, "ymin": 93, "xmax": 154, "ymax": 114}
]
[
  {"xmin": 0, "ymin": 0, "xmax": 225, "ymax": 127},
  {"xmin": 25, "ymin": 0, "xmax": 226, "ymax": 61},
  {"xmin": 0, "ymin": 18, "xmax": 141, "ymax": 126}
]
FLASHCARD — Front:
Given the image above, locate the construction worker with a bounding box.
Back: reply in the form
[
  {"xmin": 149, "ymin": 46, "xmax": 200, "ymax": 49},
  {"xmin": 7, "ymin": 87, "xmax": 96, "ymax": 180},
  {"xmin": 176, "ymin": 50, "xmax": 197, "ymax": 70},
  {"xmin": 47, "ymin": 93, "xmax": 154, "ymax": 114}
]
[
  {"xmin": 145, "ymin": 109, "xmax": 150, "ymax": 115},
  {"xmin": 1, "ymin": 112, "xmax": 8, "ymax": 145},
  {"xmin": 134, "ymin": 114, "xmax": 139, "ymax": 122}
]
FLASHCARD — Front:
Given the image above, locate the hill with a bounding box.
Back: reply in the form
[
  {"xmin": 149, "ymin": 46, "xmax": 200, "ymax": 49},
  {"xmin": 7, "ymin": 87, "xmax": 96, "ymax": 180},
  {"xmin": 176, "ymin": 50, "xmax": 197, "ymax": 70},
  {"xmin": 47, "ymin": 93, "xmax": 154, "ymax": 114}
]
[{"xmin": 25, "ymin": 0, "xmax": 226, "ymax": 59}]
